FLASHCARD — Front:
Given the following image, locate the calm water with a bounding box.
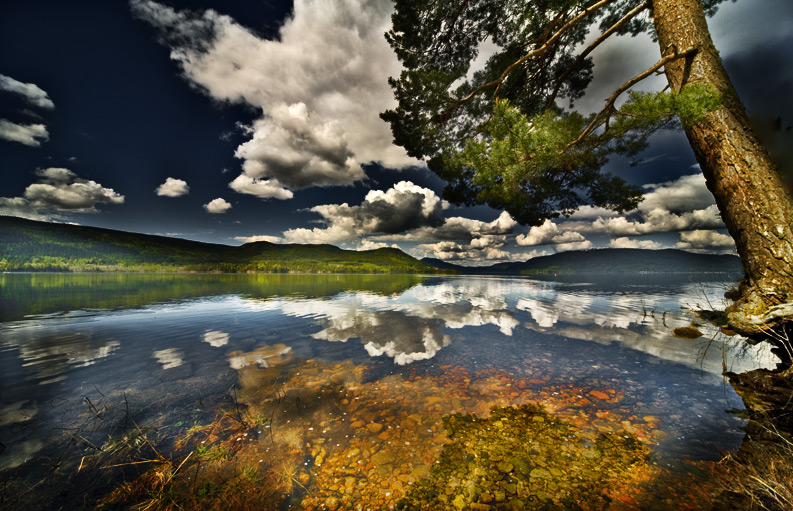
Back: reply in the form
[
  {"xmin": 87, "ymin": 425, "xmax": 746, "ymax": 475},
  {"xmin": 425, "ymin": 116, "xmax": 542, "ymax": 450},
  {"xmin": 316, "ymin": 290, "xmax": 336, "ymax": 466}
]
[{"xmin": 0, "ymin": 273, "xmax": 776, "ymax": 509}]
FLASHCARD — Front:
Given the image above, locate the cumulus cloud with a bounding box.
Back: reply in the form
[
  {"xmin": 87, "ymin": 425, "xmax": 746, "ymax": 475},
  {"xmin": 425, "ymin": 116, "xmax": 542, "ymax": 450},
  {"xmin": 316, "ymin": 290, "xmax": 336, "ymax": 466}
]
[
  {"xmin": 234, "ymin": 103, "xmax": 364, "ymax": 190},
  {"xmin": 587, "ymin": 174, "xmax": 723, "ymax": 235},
  {"xmin": 0, "ymin": 119, "xmax": 49, "ymax": 146},
  {"xmin": 155, "ymin": 177, "xmax": 190, "ymax": 197},
  {"xmin": 514, "ymin": 219, "xmax": 592, "ymax": 251},
  {"xmin": 515, "ymin": 219, "xmax": 559, "ymax": 246},
  {"xmin": 356, "ymin": 239, "xmax": 398, "ymax": 251},
  {"xmin": 0, "ymin": 168, "xmax": 124, "ymax": 220},
  {"xmin": 553, "ymin": 238, "xmax": 593, "ymax": 252},
  {"xmin": 531, "ymin": 173, "xmax": 724, "ymax": 249},
  {"xmin": 0, "ymin": 75, "xmax": 54, "ymax": 109},
  {"xmin": 675, "ymin": 230, "xmax": 736, "ymax": 252},
  {"xmin": 0, "ymin": 197, "xmax": 51, "ymax": 221},
  {"xmin": 395, "ymin": 211, "xmax": 517, "ymax": 243},
  {"xmin": 644, "ymin": 174, "xmax": 713, "ymax": 209},
  {"xmin": 204, "ymin": 197, "xmax": 232, "ymax": 213},
  {"xmin": 233, "ymin": 234, "xmax": 283, "ymax": 244},
  {"xmin": 131, "ymin": 0, "xmax": 418, "ymax": 197},
  {"xmin": 609, "ymin": 237, "xmax": 665, "ymax": 249},
  {"xmin": 413, "ymin": 240, "xmax": 507, "ymax": 264},
  {"xmin": 228, "ymin": 173, "xmax": 293, "ymax": 200},
  {"xmin": 22, "ymin": 169, "xmax": 124, "ymax": 211},
  {"xmin": 282, "ymin": 181, "xmax": 446, "ymax": 244},
  {"xmin": 413, "ymin": 236, "xmax": 546, "ymax": 265}
]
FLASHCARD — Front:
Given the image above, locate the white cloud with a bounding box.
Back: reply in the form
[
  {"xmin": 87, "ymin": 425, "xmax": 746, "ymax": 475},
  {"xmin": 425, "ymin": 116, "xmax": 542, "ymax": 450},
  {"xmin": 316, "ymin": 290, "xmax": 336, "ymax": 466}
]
[
  {"xmin": 355, "ymin": 239, "xmax": 397, "ymax": 251},
  {"xmin": 609, "ymin": 237, "xmax": 664, "ymax": 249},
  {"xmin": 155, "ymin": 177, "xmax": 190, "ymax": 197},
  {"xmin": 396, "ymin": 211, "xmax": 516, "ymax": 243},
  {"xmin": 204, "ymin": 197, "xmax": 232, "ymax": 213},
  {"xmin": 131, "ymin": 0, "xmax": 418, "ymax": 198},
  {"xmin": 282, "ymin": 181, "xmax": 446, "ymax": 244},
  {"xmin": 675, "ymin": 230, "xmax": 735, "ymax": 252},
  {"xmin": 0, "ymin": 168, "xmax": 124, "ymax": 220},
  {"xmin": 550, "ymin": 231, "xmax": 587, "ymax": 244},
  {"xmin": 514, "ymin": 219, "xmax": 592, "ymax": 251},
  {"xmin": 516, "ymin": 219, "xmax": 559, "ymax": 246},
  {"xmin": 234, "ymin": 234, "xmax": 282, "ymax": 244},
  {"xmin": 542, "ymin": 173, "xmax": 724, "ymax": 244},
  {"xmin": 228, "ymin": 173, "xmax": 294, "ymax": 200},
  {"xmin": 641, "ymin": 173, "xmax": 716, "ymax": 213},
  {"xmin": 234, "ymin": 102, "xmax": 364, "ymax": 190},
  {"xmin": 0, "ymin": 75, "xmax": 54, "ymax": 109},
  {"xmin": 413, "ymin": 240, "xmax": 507, "ymax": 264},
  {"xmin": 554, "ymin": 239, "xmax": 594, "ymax": 252},
  {"xmin": 0, "ymin": 197, "xmax": 51, "ymax": 221},
  {"xmin": 413, "ymin": 235, "xmax": 537, "ymax": 265},
  {"xmin": 0, "ymin": 119, "xmax": 49, "ymax": 146}
]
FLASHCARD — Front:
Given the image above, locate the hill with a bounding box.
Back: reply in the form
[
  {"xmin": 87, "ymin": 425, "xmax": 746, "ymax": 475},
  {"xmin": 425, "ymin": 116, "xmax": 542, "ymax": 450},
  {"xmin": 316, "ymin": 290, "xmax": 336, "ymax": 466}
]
[
  {"xmin": 0, "ymin": 216, "xmax": 438, "ymax": 274},
  {"xmin": 423, "ymin": 248, "xmax": 743, "ymax": 275}
]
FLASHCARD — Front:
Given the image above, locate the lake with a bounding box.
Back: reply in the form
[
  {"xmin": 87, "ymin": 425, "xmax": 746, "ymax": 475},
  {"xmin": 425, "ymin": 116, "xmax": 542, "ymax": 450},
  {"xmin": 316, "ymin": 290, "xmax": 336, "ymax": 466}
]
[{"xmin": 0, "ymin": 273, "xmax": 777, "ymax": 510}]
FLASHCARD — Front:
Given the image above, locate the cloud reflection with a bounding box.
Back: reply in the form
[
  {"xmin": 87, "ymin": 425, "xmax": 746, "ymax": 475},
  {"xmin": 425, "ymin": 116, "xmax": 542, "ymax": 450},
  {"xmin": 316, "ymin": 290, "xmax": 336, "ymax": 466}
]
[
  {"xmin": 313, "ymin": 310, "xmax": 450, "ymax": 365},
  {"xmin": 153, "ymin": 348, "xmax": 183, "ymax": 370},
  {"xmin": 247, "ymin": 277, "xmax": 775, "ymax": 374},
  {"xmin": 202, "ymin": 330, "xmax": 230, "ymax": 347},
  {"xmin": 271, "ymin": 279, "xmax": 520, "ymax": 365},
  {"xmin": 1, "ymin": 330, "xmax": 120, "ymax": 384}
]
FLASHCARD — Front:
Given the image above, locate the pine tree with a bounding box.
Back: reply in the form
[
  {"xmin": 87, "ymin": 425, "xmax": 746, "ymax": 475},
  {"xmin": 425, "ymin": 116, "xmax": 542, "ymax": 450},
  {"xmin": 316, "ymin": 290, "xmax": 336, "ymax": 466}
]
[{"xmin": 381, "ymin": 0, "xmax": 793, "ymax": 339}]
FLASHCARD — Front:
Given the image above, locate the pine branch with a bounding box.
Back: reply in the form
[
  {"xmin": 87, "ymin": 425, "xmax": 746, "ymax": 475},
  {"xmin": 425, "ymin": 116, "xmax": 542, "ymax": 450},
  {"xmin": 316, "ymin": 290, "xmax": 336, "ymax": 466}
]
[
  {"xmin": 492, "ymin": 0, "xmax": 618, "ymax": 98},
  {"xmin": 544, "ymin": 0, "xmax": 651, "ymax": 110},
  {"xmin": 566, "ymin": 45, "xmax": 698, "ymax": 149},
  {"xmin": 442, "ymin": 0, "xmax": 618, "ymax": 116}
]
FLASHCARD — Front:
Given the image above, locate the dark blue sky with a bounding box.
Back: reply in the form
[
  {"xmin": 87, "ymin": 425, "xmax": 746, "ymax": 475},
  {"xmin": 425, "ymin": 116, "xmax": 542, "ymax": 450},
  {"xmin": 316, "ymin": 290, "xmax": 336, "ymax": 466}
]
[{"xmin": 1, "ymin": 0, "xmax": 791, "ymax": 263}]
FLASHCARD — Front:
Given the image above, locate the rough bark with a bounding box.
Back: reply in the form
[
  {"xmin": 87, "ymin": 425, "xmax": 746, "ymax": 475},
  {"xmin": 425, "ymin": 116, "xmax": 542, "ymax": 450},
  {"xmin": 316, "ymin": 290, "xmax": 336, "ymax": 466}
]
[{"xmin": 652, "ymin": 0, "xmax": 793, "ymax": 340}]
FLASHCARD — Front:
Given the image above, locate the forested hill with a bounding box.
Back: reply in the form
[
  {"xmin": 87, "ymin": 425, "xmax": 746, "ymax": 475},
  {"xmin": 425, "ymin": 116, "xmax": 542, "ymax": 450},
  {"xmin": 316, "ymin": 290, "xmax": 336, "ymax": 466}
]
[
  {"xmin": 0, "ymin": 216, "xmax": 437, "ymax": 273},
  {"xmin": 423, "ymin": 248, "xmax": 743, "ymax": 275}
]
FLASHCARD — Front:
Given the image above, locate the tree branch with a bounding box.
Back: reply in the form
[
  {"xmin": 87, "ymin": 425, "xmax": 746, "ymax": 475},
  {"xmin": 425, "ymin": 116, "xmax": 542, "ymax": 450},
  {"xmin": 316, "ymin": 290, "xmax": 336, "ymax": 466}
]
[
  {"xmin": 544, "ymin": 0, "xmax": 651, "ymax": 110},
  {"xmin": 444, "ymin": 0, "xmax": 618, "ymax": 115},
  {"xmin": 566, "ymin": 45, "xmax": 698, "ymax": 149},
  {"xmin": 493, "ymin": 0, "xmax": 618, "ymax": 98}
]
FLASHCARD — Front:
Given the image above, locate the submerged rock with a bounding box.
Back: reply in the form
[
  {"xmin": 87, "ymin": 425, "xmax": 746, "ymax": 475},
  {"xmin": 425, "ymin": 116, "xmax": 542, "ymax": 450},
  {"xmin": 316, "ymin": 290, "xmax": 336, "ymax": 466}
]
[{"xmin": 397, "ymin": 404, "xmax": 650, "ymax": 510}]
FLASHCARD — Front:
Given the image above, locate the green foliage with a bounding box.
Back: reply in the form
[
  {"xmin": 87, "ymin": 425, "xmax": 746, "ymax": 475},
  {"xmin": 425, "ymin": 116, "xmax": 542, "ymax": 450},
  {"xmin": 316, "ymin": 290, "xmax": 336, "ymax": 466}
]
[
  {"xmin": 382, "ymin": 0, "xmax": 728, "ymax": 226},
  {"xmin": 440, "ymin": 99, "xmax": 644, "ymax": 224},
  {"xmin": 618, "ymin": 83, "xmax": 723, "ymax": 129}
]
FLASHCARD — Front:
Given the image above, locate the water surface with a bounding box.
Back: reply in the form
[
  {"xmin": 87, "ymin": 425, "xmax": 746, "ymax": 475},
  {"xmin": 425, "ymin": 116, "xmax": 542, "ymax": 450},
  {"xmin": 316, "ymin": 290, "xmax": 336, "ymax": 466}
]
[{"xmin": 0, "ymin": 273, "xmax": 775, "ymax": 509}]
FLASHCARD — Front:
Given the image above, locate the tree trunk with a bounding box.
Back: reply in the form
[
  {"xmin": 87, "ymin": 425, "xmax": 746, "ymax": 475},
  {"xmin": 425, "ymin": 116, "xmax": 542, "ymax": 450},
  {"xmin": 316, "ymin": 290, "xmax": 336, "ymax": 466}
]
[{"xmin": 651, "ymin": 0, "xmax": 793, "ymax": 340}]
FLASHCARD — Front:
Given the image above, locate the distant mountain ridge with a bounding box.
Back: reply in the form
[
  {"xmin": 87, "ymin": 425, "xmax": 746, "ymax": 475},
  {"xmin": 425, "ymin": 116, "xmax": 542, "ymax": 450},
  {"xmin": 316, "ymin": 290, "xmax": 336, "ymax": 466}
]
[
  {"xmin": 423, "ymin": 248, "xmax": 742, "ymax": 275},
  {"xmin": 1, "ymin": 216, "xmax": 741, "ymax": 275},
  {"xmin": 0, "ymin": 216, "xmax": 437, "ymax": 273}
]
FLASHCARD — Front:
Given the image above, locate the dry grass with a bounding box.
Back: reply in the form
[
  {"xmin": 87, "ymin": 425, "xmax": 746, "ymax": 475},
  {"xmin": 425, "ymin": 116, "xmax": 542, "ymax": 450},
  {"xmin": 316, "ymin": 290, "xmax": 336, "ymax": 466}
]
[{"xmin": 718, "ymin": 426, "xmax": 793, "ymax": 510}]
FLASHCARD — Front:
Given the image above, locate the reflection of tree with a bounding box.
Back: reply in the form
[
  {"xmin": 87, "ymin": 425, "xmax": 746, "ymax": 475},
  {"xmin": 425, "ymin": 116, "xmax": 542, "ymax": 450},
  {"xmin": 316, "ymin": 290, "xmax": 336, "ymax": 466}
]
[{"xmin": 0, "ymin": 273, "xmax": 426, "ymax": 321}]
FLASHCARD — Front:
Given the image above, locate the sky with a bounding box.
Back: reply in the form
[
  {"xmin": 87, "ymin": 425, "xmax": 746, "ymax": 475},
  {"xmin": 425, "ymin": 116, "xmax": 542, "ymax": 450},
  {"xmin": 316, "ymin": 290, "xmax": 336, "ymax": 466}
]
[{"xmin": 1, "ymin": 0, "xmax": 792, "ymax": 265}]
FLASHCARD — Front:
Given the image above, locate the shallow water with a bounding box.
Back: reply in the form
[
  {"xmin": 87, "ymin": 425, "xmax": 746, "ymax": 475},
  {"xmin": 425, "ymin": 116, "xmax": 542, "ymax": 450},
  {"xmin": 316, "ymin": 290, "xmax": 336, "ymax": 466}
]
[{"xmin": 0, "ymin": 273, "xmax": 777, "ymax": 509}]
